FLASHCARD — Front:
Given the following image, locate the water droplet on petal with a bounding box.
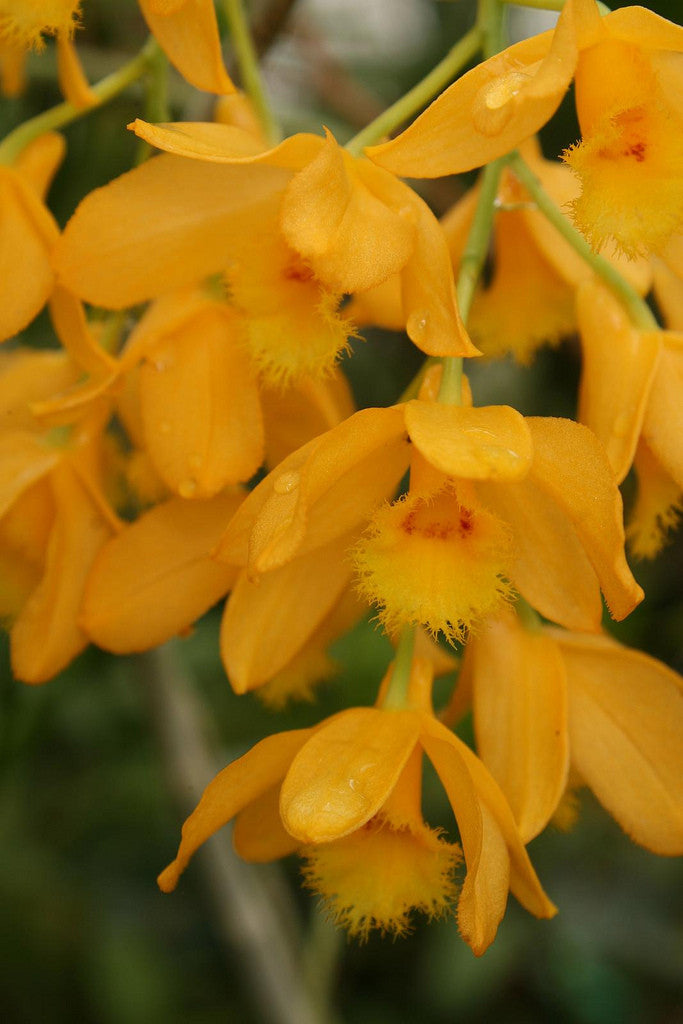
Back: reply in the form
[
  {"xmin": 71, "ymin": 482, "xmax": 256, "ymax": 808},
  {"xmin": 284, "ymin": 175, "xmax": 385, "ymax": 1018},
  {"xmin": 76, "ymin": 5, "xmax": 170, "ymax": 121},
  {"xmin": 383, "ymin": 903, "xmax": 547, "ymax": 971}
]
[
  {"xmin": 158, "ymin": 420, "xmax": 171, "ymax": 435},
  {"xmin": 407, "ymin": 311, "xmax": 429, "ymax": 339},
  {"xmin": 273, "ymin": 470, "xmax": 300, "ymax": 495}
]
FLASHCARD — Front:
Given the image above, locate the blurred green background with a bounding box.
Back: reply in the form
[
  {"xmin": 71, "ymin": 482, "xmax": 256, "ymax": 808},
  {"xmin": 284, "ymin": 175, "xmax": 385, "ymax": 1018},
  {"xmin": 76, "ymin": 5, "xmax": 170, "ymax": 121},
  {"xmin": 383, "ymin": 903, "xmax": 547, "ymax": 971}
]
[{"xmin": 1, "ymin": 1, "xmax": 682, "ymax": 1021}]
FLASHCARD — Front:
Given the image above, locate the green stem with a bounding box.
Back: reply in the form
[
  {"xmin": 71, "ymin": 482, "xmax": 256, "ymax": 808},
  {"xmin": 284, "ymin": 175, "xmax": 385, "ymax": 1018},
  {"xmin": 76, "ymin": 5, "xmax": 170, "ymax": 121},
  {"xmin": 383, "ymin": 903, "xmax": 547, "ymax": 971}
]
[
  {"xmin": 0, "ymin": 37, "xmax": 160, "ymax": 165},
  {"xmin": 507, "ymin": 152, "xmax": 658, "ymax": 330},
  {"xmin": 381, "ymin": 627, "xmax": 416, "ymax": 710},
  {"xmin": 345, "ymin": 25, "xmax": 482, "ymax": 156},
  {"xmin": 222, "ymin": 0, "xmax": 279, "ymax": 145},
  {"xmin": 478, "ymin": 0, "xmax": 506, "ymax": 60},
  {"xmin": 498, "ymin": 0, "xmax": 611, "ymax": 12},
  {"xmin": 135, "ymin": 43, "xmax": 169, "ymax": 165},
  {"xmin": 437, "ymin": 156, "xmax": 506, "ymax": 404}
]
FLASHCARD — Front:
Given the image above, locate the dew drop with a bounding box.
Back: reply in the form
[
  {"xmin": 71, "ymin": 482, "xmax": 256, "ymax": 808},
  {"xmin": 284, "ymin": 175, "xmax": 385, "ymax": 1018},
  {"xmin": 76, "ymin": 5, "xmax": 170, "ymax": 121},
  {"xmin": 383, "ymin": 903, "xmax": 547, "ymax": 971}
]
[
  {"xmin": 407, "ymin": 311, "xmax": 429, "ymax": 338},
  {"xmin": 273, "ymin": 470, "xmax": 300, "ymax": 494},
  {"xmin": 158, "ymin": 420, "xmax": 171, "ymax": 435}
]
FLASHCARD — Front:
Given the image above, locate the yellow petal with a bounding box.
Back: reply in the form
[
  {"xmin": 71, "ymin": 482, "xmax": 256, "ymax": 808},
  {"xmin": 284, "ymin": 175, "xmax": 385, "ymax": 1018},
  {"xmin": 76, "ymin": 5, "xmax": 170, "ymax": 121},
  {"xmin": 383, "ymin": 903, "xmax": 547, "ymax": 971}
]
[
  {"xmin": 49, "ymin": 285, "xmax": 119, "ymax": 376},
  {"xmin": 653, "ymin": 257, "xmax": 683, "ymax": 331},
  {"xmin": 11, "ymin": 463, "xmax": 113, "ymax": 684},
  {"xmin": 158, "ymin": 728, "xmax": 314, "ymax": 892},
  {"xmin": 406, "ymin": 402, "xmax": 532, "ymax": 481},
  {"xmin": 526, "ymin": 417, "xmax": 643, "ymax": 621},
  {"xmin": 642, "ymin": 335, "xmax": 683, "ymax": 490},
  {"xmin": 478, "ymin": 476, "xmax": 603, "ymax": 631},
  {"xmin": 280, "ymin": 135, "xmax": 415, "ymax": 294},
  {"xmin": 0, "ymin": 168, "xmax": 58, "ymax": 341},
  {"xmin": 138, "ymin": 0, "xmax": 235, "ymax": 94},
  {"xmin": 471, "ymin": 614, "xmax": 569, "ymax": 842},
  {"xmin": 138, "ymin": 305, "xmax": 263, "ymax": 497},
  {"xmin": 626, "ymin": 439, "xmax": 682, "ymax": 559},
  {"xmin": 81, "ymin": 492, "xmax": 242, "ymax": 653},
  {"xmin": 219, "ymin": 536, "xmax": 353, "ymax": 693},
  {"xmin": 367, "ymin": 0, "xmax": 598, "ymax": 177},
  {"xmin": 233, "ymin": 786, "xmax": 299, "ymax": 863},
  {"xmin": 215, "ymin": 405, "xmax": 409, "ymax": 570},
  {"xmin": 0, "ymin": 348, "xmax": 79, "ymax": 432},
  {"xmin": 0, "ymin": 432, "xmax": 60, "ymax": 519},
  {"xmin": 13, "ymin": 131, "xmax": 66, "ymax": 199},
  {"xmin": 280, "ymin": 707, "xmax": 421, "ymax": 843},
  {"xmin": 54, "ymin": 154, "xmax": 289, "ymax": 308},
  {"xmin": 399, "ymin": 188, "xmax": 479, "ymax": 358},
  {"xmin": 56, "ymin": 33, "xmax": 96, "ymax": 108},
  {"xmin": 130, "ymin": 118, "xmax": 322, "ymax": 167},
  {"xmin": 551, "ymin": 628, "xmax": 683, "ymax": 855},
  {"xmin": 260, "ymin": 369, "xmax": 355, "ymax": 469},
  {"xmin": 577, "ymin": 279, "xmax": 661, "ymax": 483}
]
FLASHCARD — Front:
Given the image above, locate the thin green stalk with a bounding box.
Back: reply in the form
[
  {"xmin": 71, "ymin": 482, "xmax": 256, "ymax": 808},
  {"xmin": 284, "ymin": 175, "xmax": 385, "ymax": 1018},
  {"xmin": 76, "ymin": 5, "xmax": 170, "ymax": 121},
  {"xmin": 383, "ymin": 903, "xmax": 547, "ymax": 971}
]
[
  {"xmin": 382, "ymin": 627, "xmax": 416, "ymax": 710},
  {"xmin": 222, "ymin": 0, "xmax": 279, "ymax": 144},
  {"xmin": 478, "ymin": 0, "xmax": 506, "ymax": 60},
  {"xmin": 135, "ymin": 43, "xmax": 170, "ymax": 165},
  {"xmin": 0, "ymin": 37, "xmax": 160, "ymax": 165},
  {"xmin": 345, "ymin": 25, "xmax": 482, "ymax": 156},
  {"xmin": 498, "ymin": 0, "xmax": 611, "ymax": 13},
  {"xmin": 508, "ymin": 152, "xmax": 658, "ymax": 330},
  {"xmin": 438, "ymin": 156, "xmax": 506, "ymax": 404}
]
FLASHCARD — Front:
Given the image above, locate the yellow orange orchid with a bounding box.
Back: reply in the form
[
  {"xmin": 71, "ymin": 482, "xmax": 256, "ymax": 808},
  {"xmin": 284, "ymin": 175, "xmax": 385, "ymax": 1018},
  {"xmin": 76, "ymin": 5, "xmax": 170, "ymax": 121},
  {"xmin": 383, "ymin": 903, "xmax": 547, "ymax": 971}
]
[
  {"xmin": 564, "ymin": 5, "xmax": 683, "ymax": 256},
  {"xmin": 464, "ymin": 611, "xmax": 683, "ymax": 855},
  {"xmin": 214, "ymin": 368, "xmax": 641, "ymax": 701},
  {"xmin": 138, "ymin": 0, "xmax": 234, "ymax": 95},
  {"xmin": 158, "ymin": 654, "xmax": 555, "ymax": 954},
  {"xmin": 354, "ymin": 138, "xmax": 651, "ymax": 364},
  {"xmin": 54, "ymin": 122, "xmax": 476, "ymax": 384}
]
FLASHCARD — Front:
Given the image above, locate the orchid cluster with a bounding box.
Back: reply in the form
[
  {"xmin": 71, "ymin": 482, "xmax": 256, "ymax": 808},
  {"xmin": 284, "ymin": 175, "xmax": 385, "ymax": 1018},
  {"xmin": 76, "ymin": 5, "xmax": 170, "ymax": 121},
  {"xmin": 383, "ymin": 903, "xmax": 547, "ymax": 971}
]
[{"xmin": 1, "ymin": 0, "xmax": 682, "ymax": 959}]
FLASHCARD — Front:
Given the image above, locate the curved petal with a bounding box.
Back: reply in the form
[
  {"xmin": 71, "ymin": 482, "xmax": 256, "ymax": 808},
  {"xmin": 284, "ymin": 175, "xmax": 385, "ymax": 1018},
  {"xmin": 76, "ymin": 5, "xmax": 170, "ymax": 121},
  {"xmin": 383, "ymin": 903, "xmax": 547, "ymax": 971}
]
[
  {"xmin": 551, "ymin": 628, "xmax": 683, "ymax": 855},
  {"xmin": 139, "ymin": 0, "xmax": 235, "ymax": 94},
  {"xmin": 0, "ymin": 433, "xmax": 60, "ymax": 519},
  {"xmin": 215, "ymin": 405, "xmax": 409, "ymax": 570},
  {"xmin": 367, "ymin": 0, "xmax": 599, "ymax": 177},
  {"xmin": 280, "ymin": 707, "xmax": 421, "ymax": 843},
  {"xmin": 158, "ymin": 727, "xmax": 314, "ymax": 892},
  {"xmin": 406, "ymin": 402, "xmax": 532, "ymax": 481},
  {"xmin": 11, "ymin": 463, "xmax": 113, "ymax": 684},
  {"xmin": 642, "ymin": 336, "xmax": 683, "ymax": 490},
  {"xmin": 577, "ymin": 280, "xmax": 661, "ymax": 483},
  {"xmin": 219, "ymin": 535, "xmax": 353, "ymax": 693},
  {"xmin": 526, "ymin": 417, "xmax": 643, "ymax": 621},
  {"xmin": 139, "ymin": 305, "xmax": 263, "ymax": 496},
  {"xmin": 478, "ymin": 476, "xmax": 603, "ymax": 632},
  {"xmin": 130, "ymin": 118, "xmax": 323, "ymax": 167},
  {"xmin": 54, "ymin": 155, "xmax": 289, "ymax": 308},
  {"xmin": 49, "ymin": 286, "xmax": 119, "ymax": 376},
  {"xmin": 0, "ymin": 350, "xmax": 79, "ymax": 432},
  {"xmin": 260, "ymin": 369, "xmax": 355, "ymax": 469},
  {"xmin": 56, "ymin": 33, "xmax": 96, "ymax": 108},
  {"xmin": 233, "ymin": 785, "xmax": 300, "ymax": 862},
  {"xmin": 81, "ymin": 492, "xmax": 242, "ymax": 653},
  {"xmin": 280, "ymin": 135, "xmax": 415, "ymax": 294},
  {"xmin": 13, "ymin": 132, "xmax": 65, "ymax": 200},
  {"xmin": 471, "ymin": 615, "xmax": 569, "ymax": 842},
  {"xmin": 0, "ymin": 168, "xmax": 58, "ymax": 341}
]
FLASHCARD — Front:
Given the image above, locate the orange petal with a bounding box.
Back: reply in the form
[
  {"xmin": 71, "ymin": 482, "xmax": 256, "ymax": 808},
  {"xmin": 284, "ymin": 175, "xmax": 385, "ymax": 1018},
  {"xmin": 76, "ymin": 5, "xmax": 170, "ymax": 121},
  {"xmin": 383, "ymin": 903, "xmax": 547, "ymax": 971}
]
[
  {"xmin": 158, "ymin": 727, "xmax": 314, "ymax": 892},
  {"xmin": 215, "ymin": 405, "xmax": 409, "ymax": 570},
  {"xmin": 233, "ymin": 785, "xmax": 300, "ymax": 862},
  {"xmin": 0, "ymin": 432, "xmax": 60, "ymax": 519},
  {"xmin": 423, "ymin": 718, "xmax": 556, "ymax": 922},
  {"xmin": 81, "ymin": 492, "xmax": 242, "ymax": 653},
  {"xmin": 219, "ymin": 536, "xmax": 353, "ymax": 693},
  {"xmin": 56, "ymin": 33, "xmax": 96, "ymax": 108},
  {"xmin": 138, "ymin": 304, "xmax": 263, "ymax": 497},
  {"xmin": 406, "ymin": 402, "xmax": 532, "ymax": 481},
  {"xmin": 0, "ymin": 348, "xmax": 79, "ymax": 432},
  {"xmin": 49, "ymin": 285, "xmax": 119, "ymax": 376},
  {"xmin": 642, "ymin": 335, "xmax": 683, "ymax": 490},
  {"xmin": 471, "ymin": 614, "xmax": 569, "ymax": 842},
  {"xmin": 526, "ymin": 417, "xmax": 643, "ymax": 621},
  {"xmin": 54, "ymin": 155, "xmax": 288, "ymax": 308},
  {"xmin": 551, "ymin": 628, "xmax": 683, "ymax": 855},
  {"xmin": 139, "ymin": 0, "xmax": 235, "ymax": 94},
  {"xmin": 280, "ymin": 707, "xmax": 421, "ymax": 843},
  {"xmin": 577, "ymin": 280, "xmax": 661, "ymax": 483},
  {"xmin": 280, "ymin": 135, "xmax": 414, "ymax": 293},
  {"xmin": 130, "ymin": 118, "xmax": 322, "ymax": 167},
  {"xmin": 13, "ymin": 132, "xmax": 66, "ymax": 199},
  {"xmin": 260, "ymin": 369, "xmax": 355, "ymax": 469},
  {"xmin": 11, "ymin": 463, "xmax": 113, "ymax": 684},
  {"xmin": 367, "ymin": 0, "xmax": 598, "ymax": 177},
  {"xmin": 0, "ymin": 168, "xmax": 58, "ymax": 341},
  {"xmin": 478, "ymin": 476, "xmax": 603, "ymax": 631}
]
